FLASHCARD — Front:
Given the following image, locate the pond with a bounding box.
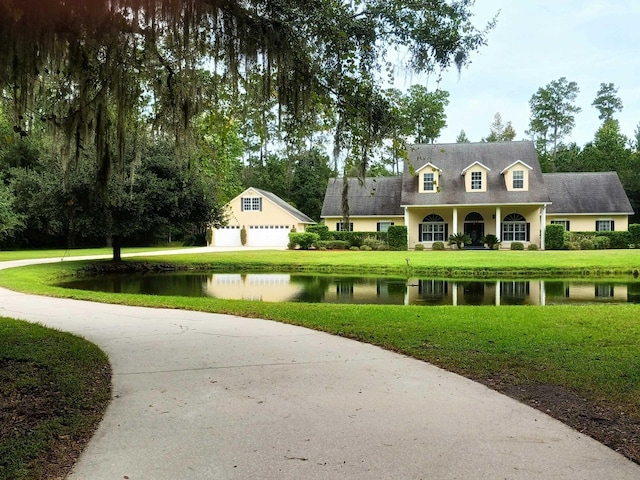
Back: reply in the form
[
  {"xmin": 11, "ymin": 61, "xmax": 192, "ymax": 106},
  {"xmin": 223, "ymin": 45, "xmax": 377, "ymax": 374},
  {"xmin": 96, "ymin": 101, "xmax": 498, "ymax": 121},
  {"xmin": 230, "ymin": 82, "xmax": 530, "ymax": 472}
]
[{"xmin": 60, "ymin": 272, "xmax": 640, "ymax": 306}]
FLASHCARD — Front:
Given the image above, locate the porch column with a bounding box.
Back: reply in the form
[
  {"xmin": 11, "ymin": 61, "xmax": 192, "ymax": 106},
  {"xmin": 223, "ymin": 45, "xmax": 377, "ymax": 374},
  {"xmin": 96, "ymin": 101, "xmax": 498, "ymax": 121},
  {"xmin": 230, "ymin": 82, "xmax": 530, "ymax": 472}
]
[
  {"xmin": 495, "ymin": 281, "xmax": 501, "ymax": 306},
  {"xmin": 404, "ymin": 207, "xmax": 410, "ymax": 245},
  {"xmin": 452, "ymin": 207, "xmax": 458, "ymax": 235},
  {"xmin": 540, "ymin": 205, "xmax": 547, "ymax": 250},
  {"xmin": 495, "ymin": 206, "xmax": 501, "ymax": 240}
]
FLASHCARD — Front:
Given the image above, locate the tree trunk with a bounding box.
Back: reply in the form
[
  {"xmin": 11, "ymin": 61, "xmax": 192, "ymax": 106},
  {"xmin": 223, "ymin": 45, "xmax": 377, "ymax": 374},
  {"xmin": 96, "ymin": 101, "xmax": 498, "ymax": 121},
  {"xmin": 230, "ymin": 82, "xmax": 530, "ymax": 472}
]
[{"xmin": 112, "ymin": 235, "xmax": 122, "ymax": 262}]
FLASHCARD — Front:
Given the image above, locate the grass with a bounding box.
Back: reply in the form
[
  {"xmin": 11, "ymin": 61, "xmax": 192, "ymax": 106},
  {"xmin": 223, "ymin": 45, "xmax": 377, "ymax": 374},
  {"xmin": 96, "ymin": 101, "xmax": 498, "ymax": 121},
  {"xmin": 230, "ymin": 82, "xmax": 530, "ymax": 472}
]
[
  {"xmin": 0, "ymin": 245, "xmax": 190, "ymax": 262},
  {"xmin": 1, "ymin": 247, "xmax": 640, "ymax": 469},
  {"xmin": 0, "ymin": 318, "xmax": 111, "ymax": 480}
]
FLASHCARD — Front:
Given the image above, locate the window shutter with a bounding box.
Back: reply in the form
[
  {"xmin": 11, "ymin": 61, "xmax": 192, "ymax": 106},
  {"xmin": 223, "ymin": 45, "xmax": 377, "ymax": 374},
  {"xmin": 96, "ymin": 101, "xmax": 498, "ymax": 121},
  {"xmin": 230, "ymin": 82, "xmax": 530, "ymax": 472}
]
[
  {"xmin": 611, "ymin": 220, "xmax": 615, "ymax": 231},
  {"xmin": 240, "ymin": 198, "xmax": 244, "ymax": 211},
  {"xmin": 445, "ymin": 224, "xmax": 449, "ymax": 241},
  {"xmin": 526, "ymin": 223, "xmax": 531, "ymax": 241},
  {"xmin": 595, "ymin": 221, "xmax": 599, "ymax": 231},
  {"xmin": 258, "ymin": 198, "xmax": 263, "ymax": 211},
  {"xmin": 377, "ymin": 222, "xmax": 381, "ymax": 232},
  {"xmin": 566, "ymin": 221, "xmax": 570, "ymax": 232}
]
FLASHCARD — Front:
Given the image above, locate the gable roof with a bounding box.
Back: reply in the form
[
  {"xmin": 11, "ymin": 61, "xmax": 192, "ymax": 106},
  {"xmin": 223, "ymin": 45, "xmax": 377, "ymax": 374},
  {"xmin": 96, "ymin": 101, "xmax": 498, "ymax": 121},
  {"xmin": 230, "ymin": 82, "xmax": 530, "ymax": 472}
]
[
  {"xmin": 543, "ymin": 172, "xmax": 634, "ymax": 215},
  {"xmin": 461, "ymin": 161, "xmax": 491, "ymax": 174},
  {"xmin": 321, "ymin": 177, "xmax": 404, "ymax": 217},
  {"xmin": 500, "ymin": 160, "xmax": 533, "ymax": 174},
  {"xmin": 402, "ymin": 141, "xmax": 551, "ymax": 206},
  {"xmin": 236, "ymin": 187, "xmax": 315, "ymax": 223}
]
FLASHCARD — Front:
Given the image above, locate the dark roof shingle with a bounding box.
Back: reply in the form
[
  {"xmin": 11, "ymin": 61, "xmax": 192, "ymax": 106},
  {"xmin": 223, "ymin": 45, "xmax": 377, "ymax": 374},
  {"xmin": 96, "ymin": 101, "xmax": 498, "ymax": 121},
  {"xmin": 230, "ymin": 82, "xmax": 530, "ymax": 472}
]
[
  {"xmin": 402, "ymin": 141, "xmax": 551, "ymax": 206},
  {"xmin": 321, "ymin": 177, "xmax": 404, "ymax": 217},
  {"xmin": 543, "ymin": 172, "xmax": 633, "ymax": 214}
]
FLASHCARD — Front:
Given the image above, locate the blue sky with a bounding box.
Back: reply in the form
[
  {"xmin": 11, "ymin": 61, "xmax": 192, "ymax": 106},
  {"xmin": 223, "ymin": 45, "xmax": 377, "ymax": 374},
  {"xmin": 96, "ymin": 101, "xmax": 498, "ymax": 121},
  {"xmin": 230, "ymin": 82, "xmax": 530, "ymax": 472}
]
[{"xmin": 414, "ymin": 0, "xmax": 640, "ymax": 146}]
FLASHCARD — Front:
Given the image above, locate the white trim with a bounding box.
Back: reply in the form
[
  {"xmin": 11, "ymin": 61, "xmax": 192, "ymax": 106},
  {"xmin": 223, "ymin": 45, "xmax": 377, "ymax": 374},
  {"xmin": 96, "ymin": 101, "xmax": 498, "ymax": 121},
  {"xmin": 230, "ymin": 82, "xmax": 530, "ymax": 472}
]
[
  {"xmin": 415, "ymin": 162, "xmax": 443, "ymax": 174},
  {"xmin": 461, "ymin": 161, "xmax": 491, "ymax": 175},
  {"xmin": 401, "ymin": 202, "xmax": 551, "ymax": 208},
  {"xmin": 547, "ymin": 212, "xmax": 633, "ymax": 216},
  {"xmin": 500, "ymin": 160, "xmax": 533, "ymax": 174}
]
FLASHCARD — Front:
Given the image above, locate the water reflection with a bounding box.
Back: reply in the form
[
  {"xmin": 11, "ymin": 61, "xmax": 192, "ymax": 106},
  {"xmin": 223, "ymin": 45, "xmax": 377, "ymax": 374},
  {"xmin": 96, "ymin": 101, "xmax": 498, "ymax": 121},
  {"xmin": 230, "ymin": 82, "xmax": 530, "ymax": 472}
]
[{"xmin": 61, "ymin": 272, "xmax": 640, "ymax": 306}]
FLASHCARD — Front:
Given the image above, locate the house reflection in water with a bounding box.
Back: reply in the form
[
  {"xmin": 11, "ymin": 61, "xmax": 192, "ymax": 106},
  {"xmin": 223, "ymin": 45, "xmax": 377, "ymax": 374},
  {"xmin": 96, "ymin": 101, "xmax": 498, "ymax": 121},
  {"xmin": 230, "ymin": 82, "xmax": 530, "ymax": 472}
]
[
  {"xmin": 407, "ymin": 279, "xmax": 631, "ymax": 306},
  {"xmin": 204, "ymin": 274, "xmax": 304, "ymax": 302},
  {"xmin": 201, "ymin": 273, "xmax": 634, "ymax": 306}
]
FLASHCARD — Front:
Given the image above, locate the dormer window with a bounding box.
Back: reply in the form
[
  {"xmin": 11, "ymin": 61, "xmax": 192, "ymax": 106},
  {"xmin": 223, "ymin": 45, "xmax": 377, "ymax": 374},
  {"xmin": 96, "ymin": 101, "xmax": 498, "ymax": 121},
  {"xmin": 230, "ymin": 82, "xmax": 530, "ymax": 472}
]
[
  {"xmin": 423, "ymin": 172, "xmax": 435, "ymax": 191},
  {"xmin": 471, "ymin": 171, "xmax": 482, "ymax": 190},
  {"xmin": 500, "ymin": 161, "xmax": 532, "ymax": 191},
  {"xmin": 416, "ymin": 162, "xmax": 442, "ymax": 193},
  {"xmin": 513, "ymin": 170, "xmax": 524, "ymax": 189}
]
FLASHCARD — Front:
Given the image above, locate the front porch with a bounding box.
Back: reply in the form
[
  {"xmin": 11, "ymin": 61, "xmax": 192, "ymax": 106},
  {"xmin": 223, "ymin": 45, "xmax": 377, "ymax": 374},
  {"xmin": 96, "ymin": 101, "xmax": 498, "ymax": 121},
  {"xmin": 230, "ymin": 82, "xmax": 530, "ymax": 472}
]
[{"xmin": 405, "ymin": 205, "xmax": 546, "ymax": 250}]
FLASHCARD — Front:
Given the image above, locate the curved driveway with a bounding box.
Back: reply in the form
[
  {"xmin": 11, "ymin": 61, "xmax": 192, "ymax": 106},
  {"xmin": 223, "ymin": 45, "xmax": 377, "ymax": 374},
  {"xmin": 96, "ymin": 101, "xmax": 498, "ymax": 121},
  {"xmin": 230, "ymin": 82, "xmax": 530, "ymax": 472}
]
[{"xmin": 1, "ymin": 251, "xmax": 639, "ymax": 479}]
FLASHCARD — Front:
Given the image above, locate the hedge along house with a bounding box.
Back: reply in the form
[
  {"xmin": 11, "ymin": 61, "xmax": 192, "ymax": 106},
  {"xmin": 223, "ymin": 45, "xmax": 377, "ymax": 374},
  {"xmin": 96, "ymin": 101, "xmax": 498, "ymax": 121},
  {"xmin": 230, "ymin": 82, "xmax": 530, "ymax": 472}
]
[
  {"xmin": 321, "ymin": 141, "xmax": 634, "ymax": 249},
  {"xmin": 210, "ymin": 187, "xmax": 315, "ymax": 248}
]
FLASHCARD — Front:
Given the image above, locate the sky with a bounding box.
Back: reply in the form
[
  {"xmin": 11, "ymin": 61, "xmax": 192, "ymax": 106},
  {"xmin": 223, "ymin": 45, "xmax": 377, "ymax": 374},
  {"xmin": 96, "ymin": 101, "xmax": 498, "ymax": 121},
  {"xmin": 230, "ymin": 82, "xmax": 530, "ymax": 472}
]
[{"xmin": 404, "ymin": 0, "xmax": 640, "ymax": 146}]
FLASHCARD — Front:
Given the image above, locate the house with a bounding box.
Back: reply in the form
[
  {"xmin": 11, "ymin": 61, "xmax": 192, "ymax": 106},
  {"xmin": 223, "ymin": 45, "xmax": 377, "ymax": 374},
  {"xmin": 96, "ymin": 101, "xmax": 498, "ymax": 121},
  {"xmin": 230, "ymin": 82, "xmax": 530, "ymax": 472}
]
[
  {"xmin": 210, "ymin": 187, "xmax": 315, "ymax": 247},
  {"xmin": 321, "ymin": 141, "xmax": 634, "ymax": 249}
]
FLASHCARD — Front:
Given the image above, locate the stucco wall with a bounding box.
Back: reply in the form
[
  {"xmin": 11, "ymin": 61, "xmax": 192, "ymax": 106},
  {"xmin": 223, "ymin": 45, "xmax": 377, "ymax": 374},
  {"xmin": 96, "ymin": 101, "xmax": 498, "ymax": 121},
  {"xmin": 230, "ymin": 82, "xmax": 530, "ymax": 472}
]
[
  {"xmin": 324, "ymin": 216, "xmax": 405, "ymax": 232},
  {"xmin": 546, "ymin": 214, "xmax": 629, "ymax": 232},
  {"xmin": 225, "ymin": 192, "xmax": 308, "ymax": 231}
]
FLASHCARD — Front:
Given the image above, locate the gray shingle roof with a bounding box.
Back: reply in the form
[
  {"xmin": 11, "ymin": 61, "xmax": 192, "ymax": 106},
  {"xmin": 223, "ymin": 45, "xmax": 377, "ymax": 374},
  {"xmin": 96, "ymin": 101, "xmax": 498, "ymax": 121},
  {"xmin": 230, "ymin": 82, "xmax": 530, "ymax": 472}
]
[
  {"xmin": 543, "ymin": 172, "xmax": 634, "ymax": 214},
  {"xmin": 321, "ymin": 177, "xmax": 404, "ymax": 217},
  {"xmin": 253, "ymin": 188, "xmax": 315, "ymax": 223},
  {"xmin": 402, "ymin": 141, "xmax": 552, "ymax": 206}
]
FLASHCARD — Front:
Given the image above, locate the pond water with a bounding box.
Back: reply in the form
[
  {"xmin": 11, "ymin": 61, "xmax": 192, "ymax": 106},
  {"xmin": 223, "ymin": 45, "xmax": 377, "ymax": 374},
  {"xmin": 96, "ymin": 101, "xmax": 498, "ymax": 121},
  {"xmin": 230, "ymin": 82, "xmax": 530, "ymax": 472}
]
[{"xmin": 60, "ymin": 272, "xmax": 640, "ymax": 306}]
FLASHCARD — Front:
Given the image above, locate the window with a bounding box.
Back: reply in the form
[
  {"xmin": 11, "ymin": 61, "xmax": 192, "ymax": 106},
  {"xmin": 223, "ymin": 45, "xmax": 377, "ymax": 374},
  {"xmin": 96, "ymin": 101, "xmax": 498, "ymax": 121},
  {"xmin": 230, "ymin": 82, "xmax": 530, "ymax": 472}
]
[
  {"xmin": 502, "ymin": 213, "xmax": 527, "ymax": 241},
  {"xmin": 241, "ymin": 197, "xmax": 262, "ymax": 211},
  {"xmin": 471, "ymin": 171, "xmax": 482, "ymax": 190},
  {"xmin": 423, "ymin": 172, "xmax": 435, "ymax": 191},
  {"xmin": 596, "ymin": 220, "xmax": 614, "ymax": 231},
  {"xmin": 419, "ymin": 214, "xmax": 446, "ymax": 242},
  {"xmin": 336, "ymin": 222, "xmax": 353, "ymax": 231},
  {"xmin": 377, "ymin": 222, "xmax": 394, "ymax": 232},
  {"xmin": 512, "ymin": 170, "xmax": 524, "ymax": 189},
  {"xmin": 551, "ymin": 220, "xmax": 570, "ymax": 231}
]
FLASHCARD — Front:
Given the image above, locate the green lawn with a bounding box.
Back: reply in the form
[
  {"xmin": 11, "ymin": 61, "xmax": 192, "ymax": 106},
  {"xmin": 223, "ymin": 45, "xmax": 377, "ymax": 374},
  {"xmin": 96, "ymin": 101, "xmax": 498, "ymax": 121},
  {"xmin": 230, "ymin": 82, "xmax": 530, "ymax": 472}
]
[
  {"xmin": 1, "ymin": 248, "xmax": 640, "ymax": 468},
  {"xmin": 0, "ymin": 245, "xmax": 189, "ymax": 262},
  {"xmin": 0, "ymin": 319, "xmax": 110, "ymax": 480}
]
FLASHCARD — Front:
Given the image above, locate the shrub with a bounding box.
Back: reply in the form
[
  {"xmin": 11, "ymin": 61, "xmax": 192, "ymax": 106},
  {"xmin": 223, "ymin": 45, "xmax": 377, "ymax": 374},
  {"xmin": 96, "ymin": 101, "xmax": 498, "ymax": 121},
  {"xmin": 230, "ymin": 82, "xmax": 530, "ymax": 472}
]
[
  {"xmin": 545, "ymin": 224, "xmax": 565, "ymax": 250},
  {"xmin": 567, "ymin": 241, "xmax": 580, "ymax": 250},
  {"xmin": 432, "ymin": 241, "xmax": 445, "ymax": 250},
  {"xmin": 448, "ymin": 232, "xmax": 471, "ymax": 250},
  {"xmin": 630, "ymin": 224, "xmax": 640, "ymax": 247},
  {"xmin": 363, "ymin": 236, "xmax": 387, "ymax": 251},
  {"xmin": 593, "ymin": 236, "xmax": 611, "ymax": 250},
  {"xmin": 414, "ymin": 243, "xmax": 425, "ymax": 251},
  {"xmin": 240, "ymin": 226, "xmax": 247, "ymax": 246},
  {"xmin": 360, "ymin": 245, "xmax": 372, "ymax": 251},
  {"xmin": 481, "ymin": 234, "xmax": 501, "ymax": 250},
  {"xmin": 205, "ymin": 228, "xmax": 213, "ymax": 246},
  {"xmin": 315, "ymin": 240, "xmax": 350, "ymax": 250},
  {"xmin": 350, "ymin": 246, "xmax": 360, "ymax": 251},
  {"xmin": 331, "ymin": 231, "xmax": 382, "ymax": 247},
  {"xmin": 527, "ymin": 243, "xmax": 538, "ymax": 250},
  {"xmin": 306, "ymin": 224, "xmax": 330, "ymax": 240},
  {"xmin": 579, "ymin": 238, "xmax": 594, "ymax": 250},
  {"xmin": 387, "ymin": 226, "xmax": 408, "ymax": 250},
  {"xmin": 288, "ymin": 232, "xmax": 320, "ymax": 250},
  {"xmin": 510, "ymin": 242, "xmax": 524, "ymax": 250}
]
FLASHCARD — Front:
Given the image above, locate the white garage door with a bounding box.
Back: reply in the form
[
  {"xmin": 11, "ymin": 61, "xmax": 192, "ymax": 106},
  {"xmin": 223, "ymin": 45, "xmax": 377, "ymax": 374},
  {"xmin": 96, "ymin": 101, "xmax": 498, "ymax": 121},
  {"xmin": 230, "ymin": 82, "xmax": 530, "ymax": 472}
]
[
  {"xmin": 213, "ymin": 226, "xmax": 242, "ymax": 247},
  {"xmin": 247, "ymin": 225, "xmax": 291, "ymax": 247}
]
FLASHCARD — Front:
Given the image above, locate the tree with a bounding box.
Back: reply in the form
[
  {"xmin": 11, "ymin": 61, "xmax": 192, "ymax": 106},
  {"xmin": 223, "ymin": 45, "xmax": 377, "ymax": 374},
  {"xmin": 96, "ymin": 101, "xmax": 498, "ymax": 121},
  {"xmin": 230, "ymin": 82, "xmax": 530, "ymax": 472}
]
[
  {"xmin": 0, "ymin": 182, "xmax": 23, "ymax": 242},
  {"xmin": 527, "ymin": 77, "xmax": 581, "ymax": 159},
  {"xmin": 289, "ymin": 149, "xmax": 334, "ymax": 221},
  {"xmin": 581, "ymin": 119, "xmax": 630, "ymax": 173},
  {"xmin": 456, "ymin": 130, "xmax": 471, "ymax": 143},
  {"xmin": 483, "ymin": 112, "xmax": 516, "ymax": 142},
  {"xmin": 592, "ymin": 82, "xmax": 623, "ymax": 122},
  {"xmin": 0, "ymin": 0, "xmax": 495, "ymax": 259},
  {"xmin": 403, "ymin": 86, "xmax": 450, "ymax": 144}
]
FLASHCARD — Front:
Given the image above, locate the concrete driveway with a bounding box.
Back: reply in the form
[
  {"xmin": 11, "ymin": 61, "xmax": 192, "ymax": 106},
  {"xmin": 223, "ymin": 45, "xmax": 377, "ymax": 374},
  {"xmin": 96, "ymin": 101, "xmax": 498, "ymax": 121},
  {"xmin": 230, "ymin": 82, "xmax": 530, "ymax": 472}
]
[{"xmin": 1, "ymin": 251, "xmax": 639, "ymax": 479}]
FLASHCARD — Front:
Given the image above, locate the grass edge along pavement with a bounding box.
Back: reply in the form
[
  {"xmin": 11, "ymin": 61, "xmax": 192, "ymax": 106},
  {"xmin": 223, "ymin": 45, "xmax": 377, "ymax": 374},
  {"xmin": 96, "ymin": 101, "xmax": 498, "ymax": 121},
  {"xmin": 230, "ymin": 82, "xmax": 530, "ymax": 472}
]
[
  {"xmin": 1, "ymin": 248, "xmax": 640, "ymax": 470},
  {"xmin": 0, "ymin": 318, "xmax": 111, "ymax": 480}
]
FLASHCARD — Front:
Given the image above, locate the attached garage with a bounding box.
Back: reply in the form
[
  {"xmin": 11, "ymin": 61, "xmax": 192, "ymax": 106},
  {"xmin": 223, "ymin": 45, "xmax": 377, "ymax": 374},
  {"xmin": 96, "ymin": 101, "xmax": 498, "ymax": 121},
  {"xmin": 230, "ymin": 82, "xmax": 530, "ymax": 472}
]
[{"xmin": 209, "ymin": 188, "xmax": 315, "ymax": 248}]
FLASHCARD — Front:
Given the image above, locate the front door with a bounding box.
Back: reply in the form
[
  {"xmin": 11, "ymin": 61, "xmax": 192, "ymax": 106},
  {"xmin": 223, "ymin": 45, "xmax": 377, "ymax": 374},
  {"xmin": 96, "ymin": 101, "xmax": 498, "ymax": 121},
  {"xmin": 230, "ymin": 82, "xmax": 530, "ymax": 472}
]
[{"xmin": 464, "ymin": 222, "xmax": 485, "ymax": 247}]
